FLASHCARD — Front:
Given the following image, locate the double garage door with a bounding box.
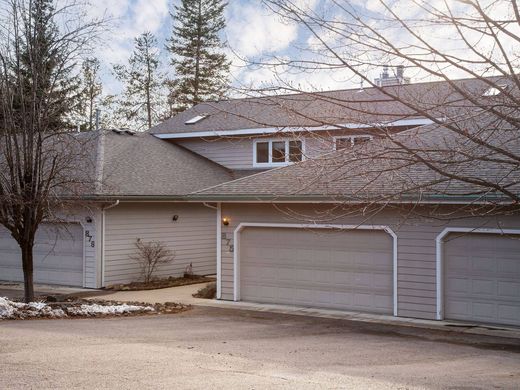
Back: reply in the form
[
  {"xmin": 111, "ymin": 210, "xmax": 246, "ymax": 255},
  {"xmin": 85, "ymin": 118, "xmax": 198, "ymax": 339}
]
[
  {"xmin": 237, "ymin": 227, "xmax": 520, "ymax": 327},
  {"xmin": 0, "ymin": 223, "xmax": 84, "ymax": 287},
  {"xmin": 444, "ymin": 233, "xmax": 520, "ymax": 327},
  {"xmin": 239, "ymin": 227, "xmax": 394, "ymax": 314}
]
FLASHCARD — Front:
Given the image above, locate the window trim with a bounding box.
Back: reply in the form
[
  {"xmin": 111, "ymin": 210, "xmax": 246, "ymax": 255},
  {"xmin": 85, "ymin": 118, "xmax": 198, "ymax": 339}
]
[
  {"xmin": 333, "ymin": 135, "xmax": 373, "ymax": 151},
  {"xmin": 253, "ymin": 138, "xmax": 306, "ymax": 167}
]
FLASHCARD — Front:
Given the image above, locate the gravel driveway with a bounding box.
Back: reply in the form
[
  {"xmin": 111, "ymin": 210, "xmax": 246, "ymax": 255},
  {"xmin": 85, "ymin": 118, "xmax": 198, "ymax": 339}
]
[{"xmin": 0, "ymin": 306, "xmax": 518, "ymax": 389}]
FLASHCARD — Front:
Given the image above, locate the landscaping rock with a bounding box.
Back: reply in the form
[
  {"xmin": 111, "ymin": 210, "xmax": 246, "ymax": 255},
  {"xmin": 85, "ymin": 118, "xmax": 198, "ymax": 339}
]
[{"xmin": 0, "ymin": 296, "xmax": 190, "ymax": 321}]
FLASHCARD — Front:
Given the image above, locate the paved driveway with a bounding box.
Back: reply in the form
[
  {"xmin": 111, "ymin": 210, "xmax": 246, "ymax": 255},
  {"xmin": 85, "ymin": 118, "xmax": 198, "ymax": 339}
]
[{"xmin": 0, "ymin": 306, "xmax": 519, "ymax": 389}]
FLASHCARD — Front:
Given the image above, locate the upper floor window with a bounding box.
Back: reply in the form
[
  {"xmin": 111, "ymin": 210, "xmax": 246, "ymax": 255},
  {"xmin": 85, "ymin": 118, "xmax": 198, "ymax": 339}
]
[
  {"xmin": 334, "ymin": 135, "xmax": 372, "ymax": 150},
  {"xmin": 254, "ymin": 139, "xmax": 304, "ymax": 166}
]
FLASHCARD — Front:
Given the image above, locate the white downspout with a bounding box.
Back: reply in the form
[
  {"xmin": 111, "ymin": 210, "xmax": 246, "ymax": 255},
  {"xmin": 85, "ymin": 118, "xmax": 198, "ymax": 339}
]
[
  {"xmin": 101, "ymin": 200, "xmax": 119, "ymax": 287},
  {"xmin": 203, "ymin": 202, "xmax": 221, "ymax": 299},
  {"xmin": 216, "ymin": 203, "xmax": 222, "ymax": 299}
]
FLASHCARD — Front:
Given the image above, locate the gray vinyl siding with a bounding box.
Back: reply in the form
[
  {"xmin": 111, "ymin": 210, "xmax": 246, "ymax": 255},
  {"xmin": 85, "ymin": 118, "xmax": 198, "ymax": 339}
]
[
  {"xmin": 219, "ymin": 203, "xmax": 520, "ymax": 320},
  {"xmin": 104, "ymin": 202, "xmax": 216, "ymax": 285},
  {"xmin": 176, "ymin": 138, "xmax": 253, "ymax": 169},
  {"xmin": 176, "ymin": 136, "xmax": 335, "ymax": 170}
]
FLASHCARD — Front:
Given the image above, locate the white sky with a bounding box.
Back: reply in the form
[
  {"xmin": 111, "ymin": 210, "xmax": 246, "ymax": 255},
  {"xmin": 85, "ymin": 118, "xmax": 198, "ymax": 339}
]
[{"xmin": 84, "ymin": 0, "xmax": 517, "ymax": 96}]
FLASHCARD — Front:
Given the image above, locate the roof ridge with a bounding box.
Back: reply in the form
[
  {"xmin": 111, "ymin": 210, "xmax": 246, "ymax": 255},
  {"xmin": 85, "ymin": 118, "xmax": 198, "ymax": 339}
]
[
  {"xmin": 94, "ymin": 130, "xmax": 106, "ymax": 195},
  {"xmin": 189, "ymin": 74, "xmax": 506, "ymax": 105}
]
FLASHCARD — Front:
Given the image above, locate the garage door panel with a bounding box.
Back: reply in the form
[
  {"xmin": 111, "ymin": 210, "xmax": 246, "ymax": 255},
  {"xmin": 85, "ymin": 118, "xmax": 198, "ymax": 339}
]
[
  {"xmin": 498, "ymin": 259, "xmax": 519, "ymax": 274},
  {"xmin": 445, "ymin": 233, "xmax": 520, "ymax": 327},
  {"xmin": 498, "ymin": 305, "xmax": 520, "ymax": 322},
  {"xmin": 498, "ymin": 281, "xmax": 520, "ymax": 299},
  {"xmin": 240, "ymin": 227, "xmax": 393, "ymax": 314}
]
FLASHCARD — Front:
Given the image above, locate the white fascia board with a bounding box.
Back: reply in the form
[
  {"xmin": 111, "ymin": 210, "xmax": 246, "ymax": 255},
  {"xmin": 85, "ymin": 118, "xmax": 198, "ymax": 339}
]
[{"xmin": 154, "ymin": 118, "xmax": 435, "ymax": 140}]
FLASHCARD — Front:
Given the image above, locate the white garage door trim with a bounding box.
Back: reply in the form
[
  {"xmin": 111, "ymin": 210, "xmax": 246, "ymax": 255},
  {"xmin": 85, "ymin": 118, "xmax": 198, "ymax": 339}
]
[
  {"xmin": 233, "ymin": 223, "xmax": 398, "ymax": 316},
  {"xmin": 435, "ymin": 227, "xmax": 520, "ymax": 321}
]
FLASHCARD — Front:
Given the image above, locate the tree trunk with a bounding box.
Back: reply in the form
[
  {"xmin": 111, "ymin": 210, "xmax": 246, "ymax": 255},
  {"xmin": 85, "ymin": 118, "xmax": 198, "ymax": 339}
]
[{"xmin": 21, "ymin": 244, "xmax": 34, "ymax": 303}]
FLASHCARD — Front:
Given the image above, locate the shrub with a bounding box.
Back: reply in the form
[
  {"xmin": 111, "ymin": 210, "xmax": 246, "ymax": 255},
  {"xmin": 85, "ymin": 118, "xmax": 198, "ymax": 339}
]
[
  {"xmin": 192, "ymin": 282, "xmax": 216, "ymax": 299},
  {"xmin": 131, "ymin": 239, "xmax": 175, "ymax": 284}
]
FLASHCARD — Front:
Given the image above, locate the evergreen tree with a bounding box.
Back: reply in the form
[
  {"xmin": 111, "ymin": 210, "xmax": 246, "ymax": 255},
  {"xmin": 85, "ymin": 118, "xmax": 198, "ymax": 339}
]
[
  {"xmin": 16, "ymin": 0, "xmax": 81, "ymax": 130},
  {"xmin": 113, "ymin": 32, "xmax": 165, "ymax": 130},
  {"xmin": 79, "ymin": 58, "xmax": 102, "ymax": 131},
  {"xmin": 167, "ymin": 0, "xmax": 230, "ymax": 113}
]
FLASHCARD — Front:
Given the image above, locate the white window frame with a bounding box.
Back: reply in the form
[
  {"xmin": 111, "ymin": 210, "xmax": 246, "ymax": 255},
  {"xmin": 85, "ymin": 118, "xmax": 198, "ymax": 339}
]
[
  {"xmin": 333, "ymin": 135, "xmax": 373, "ymax": 151},
  {"xmin": 253, "ymin": 138, "xmax": 306, "ymax": 167}
]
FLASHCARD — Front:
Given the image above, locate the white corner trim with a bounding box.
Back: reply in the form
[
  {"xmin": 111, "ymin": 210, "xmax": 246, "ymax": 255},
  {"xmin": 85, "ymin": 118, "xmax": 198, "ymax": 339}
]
[
  {"xmin": 101, "ymin": 200, "xmax": 120, "ymax": 287},
  {"xmin": 154, "ymin": 118, "xmax": 435, "ymax": 140},
  {"xmin": 435, "ymin": 227, "xmax": 520, "ymax": 320},
  {"xmin": 216, "ymin": 203, "xmax": 222, "ymax": 299},
  {"xmin": 232, "ymin": 222, "xmax": 398, "ymax": 316}
]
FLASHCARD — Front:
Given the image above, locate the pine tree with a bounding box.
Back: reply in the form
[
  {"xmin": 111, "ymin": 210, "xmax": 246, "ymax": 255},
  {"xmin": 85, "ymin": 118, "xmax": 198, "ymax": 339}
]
[
  {"xmin": 113, "ymin": 32, "xmax": 165, "ymax": 130},
  {"xmin": 17, "ymin": 0, "xmax": 81, "ymax": 130},
  {"xmin": 79, "ymin": 58, "xmax": 102, "ymax": 131},
  {"xmin": 167, "ymin": 0, "xmax": 230, "ymax": 113}
]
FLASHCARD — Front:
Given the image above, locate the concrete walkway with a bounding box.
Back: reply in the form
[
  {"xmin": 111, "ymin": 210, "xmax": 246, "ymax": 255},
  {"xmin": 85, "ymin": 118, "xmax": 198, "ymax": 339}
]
[
  {"xmin": 89, "ymin": 282, "xmax": 210, "ymax": 305},
  {"xmin": 88, "ymin": 282, "xmax": 520, "ymax": 342}
]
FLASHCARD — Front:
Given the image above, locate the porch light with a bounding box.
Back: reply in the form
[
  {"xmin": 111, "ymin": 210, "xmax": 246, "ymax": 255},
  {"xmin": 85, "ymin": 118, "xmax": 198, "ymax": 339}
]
[{"xmin": 222, "ymin": 217, "xmax": 230, "ymax": 226}]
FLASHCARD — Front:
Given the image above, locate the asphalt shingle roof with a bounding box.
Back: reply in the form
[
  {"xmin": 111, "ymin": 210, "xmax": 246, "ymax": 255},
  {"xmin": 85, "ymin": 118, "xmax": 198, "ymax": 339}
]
[
  {"xmin": 150, "ymin": 76, "xmax": 510, "ymax": 135},
  {"xmin": 84, "ymin": 130, "xmax": 233, "ymax": 198},
  {"xmin": 190, "ymin": 114, "xmax": 520, "ymax": 203}
]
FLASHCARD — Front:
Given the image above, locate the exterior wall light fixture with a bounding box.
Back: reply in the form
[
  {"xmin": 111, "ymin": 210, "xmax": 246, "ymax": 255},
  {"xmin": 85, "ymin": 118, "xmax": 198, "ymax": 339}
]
[
  {"xmin": 172, "ymin": 215, "xmax": 179, "ymax": 222},
  {"xmin": 222, "ymin": 217, "xmax": 230, "ymax": 226}
]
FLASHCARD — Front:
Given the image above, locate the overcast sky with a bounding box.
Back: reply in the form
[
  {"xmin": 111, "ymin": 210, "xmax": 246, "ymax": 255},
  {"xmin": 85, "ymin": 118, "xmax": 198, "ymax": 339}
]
[
  {"xmin": 85, "ymin": 0, "xmax": 515, "ymax": 97},
  {"xmin": 86, "ymin": 0, "xmax": 322, "ymax": 96}
]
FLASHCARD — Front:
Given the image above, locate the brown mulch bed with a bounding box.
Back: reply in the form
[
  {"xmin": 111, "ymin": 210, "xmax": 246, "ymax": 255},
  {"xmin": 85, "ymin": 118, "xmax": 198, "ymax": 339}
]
[{"xmin": 106, "ymin": 275, "xmax": 215, "ymax": 291}]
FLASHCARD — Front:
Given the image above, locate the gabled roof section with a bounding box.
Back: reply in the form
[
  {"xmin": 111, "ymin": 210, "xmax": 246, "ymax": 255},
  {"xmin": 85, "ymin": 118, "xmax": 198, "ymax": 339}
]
[
  {"xmin": 83, "ymin": 130, "xmax": 233, "ymax": 198},
  {"xmin": 150, "ymin": 76, "xmax": 511, "ymax": 138},
  {"xmin": 189, "ymin": 113, "xmax": 520, "ymax": 204}
]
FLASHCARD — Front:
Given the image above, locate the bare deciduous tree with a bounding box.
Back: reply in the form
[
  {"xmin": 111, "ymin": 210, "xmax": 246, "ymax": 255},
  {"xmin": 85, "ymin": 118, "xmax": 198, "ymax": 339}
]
[
  {"xmin": 231, "ymin": 0, "xmax": 520, "ymax": 216},
  {"xmin": 0, "ymin": 0, "xmax": 103, "ymax": 302},
  {"xmin": 131, "ymin": 239, "xmax": 175, "ymax": 284}
]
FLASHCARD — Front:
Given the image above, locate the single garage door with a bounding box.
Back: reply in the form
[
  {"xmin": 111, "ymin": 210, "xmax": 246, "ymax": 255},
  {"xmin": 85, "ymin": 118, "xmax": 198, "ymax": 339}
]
[
  {"xmin": 444, "ymin": 233, "xmax": 520, "ymax": 327},
  {"xmin": 239, "ymin": 227, "xmax": 394, "ymax": 314},
  {"xmin": 0, "ymin": 223, "xmax": 84, "ymax": 287}
]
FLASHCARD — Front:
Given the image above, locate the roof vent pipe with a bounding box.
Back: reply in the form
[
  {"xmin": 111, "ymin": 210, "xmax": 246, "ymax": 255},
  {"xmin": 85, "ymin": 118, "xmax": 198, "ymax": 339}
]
[
  {"xmin": 396, "ymin": 65, "xmax": 404, "ymax": 79},
  {"xmin": 382, "ymin": 65, "xmax": 389, "ymax": 79}
]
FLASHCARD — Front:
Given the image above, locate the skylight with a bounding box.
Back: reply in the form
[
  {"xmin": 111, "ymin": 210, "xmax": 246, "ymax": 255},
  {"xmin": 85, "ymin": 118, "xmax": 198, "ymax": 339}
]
[
  {"xmin": 482, "ymin": 84, "xmax": 507, "ymax": 97},
  {"xmin": 185, "ymin": 114, "xmax": 208, "ymax": 125}
]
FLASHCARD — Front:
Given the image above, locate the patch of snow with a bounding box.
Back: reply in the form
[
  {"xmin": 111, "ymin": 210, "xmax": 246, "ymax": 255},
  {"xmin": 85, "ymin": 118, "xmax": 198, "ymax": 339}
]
[
  {"xmin": 0, "ymin": 297, "xmax": 65, "ymax": 319},
  {"xmin": 0, "ymin": 297, "xmax": 154, "ymax": 320},
  {"xmin": 0, "ymin": 297, "xmax": 18, "ymax": 319},
  {"xmin": 67, "ymin": 303, "xmax": 154, "ymax": 316}
]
